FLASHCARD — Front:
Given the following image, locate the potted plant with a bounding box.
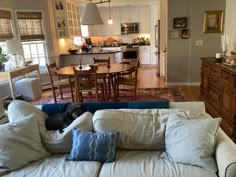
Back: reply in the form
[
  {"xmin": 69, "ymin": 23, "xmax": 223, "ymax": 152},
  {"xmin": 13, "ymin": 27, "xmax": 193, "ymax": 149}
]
[{"xmin": 0, "ymin": 47, "xmax": 8, "ymax": 72}]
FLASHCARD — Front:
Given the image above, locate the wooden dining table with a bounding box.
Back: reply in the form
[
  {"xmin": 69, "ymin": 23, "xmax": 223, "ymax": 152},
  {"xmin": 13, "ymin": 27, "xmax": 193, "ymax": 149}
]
[{"xmin": 57, "ymin": 63, "xmax": 134, "ymax": 99}]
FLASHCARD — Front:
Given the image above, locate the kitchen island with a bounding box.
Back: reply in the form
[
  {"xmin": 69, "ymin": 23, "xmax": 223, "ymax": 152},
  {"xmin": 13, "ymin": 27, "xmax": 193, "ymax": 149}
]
[{"xmin": 59, "ymin": 49, "xmax": 122, "ymax": 67}]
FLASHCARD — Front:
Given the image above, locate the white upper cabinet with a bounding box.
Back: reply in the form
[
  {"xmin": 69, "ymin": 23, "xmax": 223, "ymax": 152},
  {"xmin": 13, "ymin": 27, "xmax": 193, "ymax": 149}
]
[
  {"xmin": 53, "ymin": 0, "xmax": 81, "ymax": 38},
  {"xmin": 139, "ymin": 6, "xmax": 150, "ymax": 33},
  {"xmin": 120, "ymin": 7, "xmax": 139, "ymax": 23}
]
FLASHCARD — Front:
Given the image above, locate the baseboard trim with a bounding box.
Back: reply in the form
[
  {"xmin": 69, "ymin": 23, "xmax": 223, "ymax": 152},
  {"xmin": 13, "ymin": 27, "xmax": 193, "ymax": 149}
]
[{"xmin": 167, "ymin": 82, "xmax": 200, "ymax": 86}]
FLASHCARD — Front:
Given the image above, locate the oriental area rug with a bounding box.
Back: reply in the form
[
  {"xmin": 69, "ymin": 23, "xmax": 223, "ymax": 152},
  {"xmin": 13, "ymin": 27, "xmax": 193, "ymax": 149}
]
[{"xmin": 38, "ymin": 87, "xmax": 186, "ymax": 105}]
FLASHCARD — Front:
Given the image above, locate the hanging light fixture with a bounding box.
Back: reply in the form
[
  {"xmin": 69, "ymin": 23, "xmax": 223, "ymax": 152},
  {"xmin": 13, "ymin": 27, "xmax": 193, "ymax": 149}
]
[
  {"xmin": 81, "ymin": 0, "xmax": 104, "ymax": 25},
  {"xmin": 107, "ymin": 0, "xmax": 113, "ymax": 25}
]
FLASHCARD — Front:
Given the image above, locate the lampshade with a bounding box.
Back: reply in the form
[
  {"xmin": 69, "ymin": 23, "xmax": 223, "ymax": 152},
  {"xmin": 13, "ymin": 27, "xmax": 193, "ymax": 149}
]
[
  {"xmin": 6, "ymin": 39, "xmax": 24, "ymax": 55},
  {"xmin": 81, "ymin": 3, "xmax": 104, "ymax": 25}
]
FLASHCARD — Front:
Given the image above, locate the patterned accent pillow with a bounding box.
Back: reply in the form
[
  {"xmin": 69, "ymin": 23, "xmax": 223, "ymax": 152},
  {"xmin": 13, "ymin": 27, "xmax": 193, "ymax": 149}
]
[{"xmin": 66, "ymin": 128, "xmax": 119, "ymax": 162}]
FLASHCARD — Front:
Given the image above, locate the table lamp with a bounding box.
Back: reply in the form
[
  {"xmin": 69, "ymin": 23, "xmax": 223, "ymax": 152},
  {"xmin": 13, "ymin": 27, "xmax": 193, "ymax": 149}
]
[{"xmin": 6, "ymin": 39, "xmax": 24, "ymax": 70}]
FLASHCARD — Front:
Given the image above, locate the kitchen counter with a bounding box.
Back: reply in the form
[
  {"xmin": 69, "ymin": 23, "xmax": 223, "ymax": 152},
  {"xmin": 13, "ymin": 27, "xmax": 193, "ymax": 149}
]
[
  {"xmin": 59, "ymin": 50, "xmax": 123, "ymax": 67},
  {"xmin": 60, "ymin": 49, "xmax": 122, "ymax": 56}
]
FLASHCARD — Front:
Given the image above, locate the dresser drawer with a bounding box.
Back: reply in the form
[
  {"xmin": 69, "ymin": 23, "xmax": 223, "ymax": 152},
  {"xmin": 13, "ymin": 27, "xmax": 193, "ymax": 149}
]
[
  {"xmin": 210, "ymin": 75, "xmax": 221, "ymax": 88},
  {"xmin": 211, "ymin": 66, "xmax": 221, "ymax": 77},
  {"xmin": 222, "ymin": 71, "xmax": 235, "ymax": 88},
  {"xmin": 202, "ymin": 62, "xmax": 210, "ymax": 72}
]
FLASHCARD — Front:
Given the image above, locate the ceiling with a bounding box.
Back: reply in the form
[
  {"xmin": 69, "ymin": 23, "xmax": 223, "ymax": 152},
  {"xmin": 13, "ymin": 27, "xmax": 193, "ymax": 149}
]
[{"xmin": 76, "ymin": 0, "xmax": 157, "ymax": 7}]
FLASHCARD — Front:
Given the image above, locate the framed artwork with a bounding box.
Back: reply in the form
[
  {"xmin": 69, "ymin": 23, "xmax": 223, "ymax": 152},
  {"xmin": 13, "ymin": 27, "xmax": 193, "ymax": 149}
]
[
  {"xmin": 173, "ymin": 17, "xmax": 187, "ymax": 28},
  {"xmin": 169, "ymin": 30, "xmax": 181, "ymax": 39},
  {"xmin": 182, "ymin": 29, "xmax": 190, "ymax": 39},
  {"xmin": 203, "ymin": 10, "xmax": 224, "ymax": 33}
]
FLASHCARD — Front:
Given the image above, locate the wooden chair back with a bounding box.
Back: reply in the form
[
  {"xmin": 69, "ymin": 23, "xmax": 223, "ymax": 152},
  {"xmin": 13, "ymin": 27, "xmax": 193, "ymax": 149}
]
[
  {"xmin": 93, "ymin": 57, "xmax": 110, "ymax": 65},
  {"xmin": 46, "ymin": 62, "xmax": 74, "ymax": 103},
  {"xmin": 73, "ymin": 67, "xmax": 105, "ymax": 102}
]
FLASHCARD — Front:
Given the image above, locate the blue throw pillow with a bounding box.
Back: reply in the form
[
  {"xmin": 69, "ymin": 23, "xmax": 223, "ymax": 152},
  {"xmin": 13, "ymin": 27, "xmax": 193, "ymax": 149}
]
[{"xmin": 66, "ymin": 128, "xmax": 119, "ymax": 162}]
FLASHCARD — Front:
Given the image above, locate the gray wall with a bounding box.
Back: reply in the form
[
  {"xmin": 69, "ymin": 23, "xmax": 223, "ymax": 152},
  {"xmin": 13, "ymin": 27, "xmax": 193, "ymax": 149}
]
[{"xmin": 167, "ymin": 0, "xmax": 226, "ymax": 85}]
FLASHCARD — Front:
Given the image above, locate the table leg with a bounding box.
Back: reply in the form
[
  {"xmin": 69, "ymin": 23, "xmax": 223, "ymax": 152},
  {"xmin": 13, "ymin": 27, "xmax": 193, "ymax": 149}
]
[{"xmin": 9, "ymin": 78, "xmax": 15, "ymax": 100}]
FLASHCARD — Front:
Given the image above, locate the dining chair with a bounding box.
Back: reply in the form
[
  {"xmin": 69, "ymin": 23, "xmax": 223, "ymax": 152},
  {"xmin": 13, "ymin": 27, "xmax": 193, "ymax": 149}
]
[
  {"xmin": 73, "ymin": 67, "xmax": 106, "ymax": 102},
  {"xmin": 93, "ymin": 57, "xmax": 111, "ymax": 65},
  {"xmin": 93, "ymin": 57, "xmax": 112, "ymax": 97},
  {"xmin": 115, "ymin": 58, "xmax": 140, "ymax": 100},
  {"xmin": 46, "ymin": 62, "xmax": 74, "ymax": 103}
]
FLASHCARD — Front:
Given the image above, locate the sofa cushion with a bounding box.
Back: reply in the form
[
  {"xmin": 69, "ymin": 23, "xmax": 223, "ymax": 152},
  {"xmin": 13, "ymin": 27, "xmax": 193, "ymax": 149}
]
[
  {"xmin": 7, "ymin": 100, "xmax": 48, "ymax": 138},
  {"xmin": 161, "ymin": 113, "xmax": 221, "ymax": 173},
  {"xmin": 3, "ymin": 154, "xmax": 102, "ymax": 177},
  {"xmin": 98, "ymin": 150, "xmax": 217, "ymax": 177},
  {"xmin": 93, "ymin": 109, "xmax": 191, "ymax": 150},
  {"xmin": 66, "ymin": 129, "xmax": 119, "ymax": 162},
  {"xmin": 43, "ymin": 112, "xmax": 93, "ymax": 153},
  {"xmin": 0, "ymin": 114, "xmax": 50, "ymax": 173}
]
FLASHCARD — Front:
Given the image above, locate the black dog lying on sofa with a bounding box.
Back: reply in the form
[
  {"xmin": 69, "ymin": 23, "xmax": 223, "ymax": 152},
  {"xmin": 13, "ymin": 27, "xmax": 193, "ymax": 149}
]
[{"xmin": 45, "ymin": 103, "xmax": 85, "ymax": 132}]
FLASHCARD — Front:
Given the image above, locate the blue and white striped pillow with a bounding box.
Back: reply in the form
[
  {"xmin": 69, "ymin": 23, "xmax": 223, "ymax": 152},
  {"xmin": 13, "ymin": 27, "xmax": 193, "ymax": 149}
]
[{"xmin": 66, "ymin": 128, "xmax": 119, "ymax": 162}]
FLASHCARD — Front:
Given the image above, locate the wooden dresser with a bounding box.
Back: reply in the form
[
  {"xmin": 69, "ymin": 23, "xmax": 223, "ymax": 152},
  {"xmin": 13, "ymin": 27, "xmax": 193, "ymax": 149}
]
[{"xmin": 200, "ymin": 57, "xmax": 236, "ymax": 140}]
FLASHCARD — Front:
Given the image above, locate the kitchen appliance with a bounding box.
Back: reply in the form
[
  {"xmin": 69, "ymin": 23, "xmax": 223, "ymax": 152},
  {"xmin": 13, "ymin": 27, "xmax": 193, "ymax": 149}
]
[{"xmin": 121, "ymin": 23, "xmax": 139, "ymax": 34}]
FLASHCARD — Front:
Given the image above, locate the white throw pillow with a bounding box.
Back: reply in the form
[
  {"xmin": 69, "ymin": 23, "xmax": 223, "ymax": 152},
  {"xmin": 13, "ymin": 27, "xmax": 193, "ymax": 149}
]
[
  {"xmin": 7, "ymin": 100, "xmax": 48, "ymax": 138},
  {"xmin": 161, "ymin": 113, "xmax": 221, "ymax": 173},
  {"xmin": 0, "ymin": 114, "xmax": 50, "ymax": 173},
  {"xmin": 43, "ymin": 112, "xmax": 93, "ymax": 153}
]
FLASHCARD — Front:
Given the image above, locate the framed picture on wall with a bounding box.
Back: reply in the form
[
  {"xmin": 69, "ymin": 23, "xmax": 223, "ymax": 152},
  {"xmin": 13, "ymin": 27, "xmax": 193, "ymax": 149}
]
[
  {"xmin": 169, "ymin": 30, "xmax": 181, "ymax": 39},
  {"xmin": 182, "ymin": 29, "xmax": 190, "ymax": 39},
  {"xmin": 173, "ymin": 17, "xmax": 187, "ymax": 28},
  {"xmin": 203, "ymin": 10, "xmax": 224, "ymax": 33}
]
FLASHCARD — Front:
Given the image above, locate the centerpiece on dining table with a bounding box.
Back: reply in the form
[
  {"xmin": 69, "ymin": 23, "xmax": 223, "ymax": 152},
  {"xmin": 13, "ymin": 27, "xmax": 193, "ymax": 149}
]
[{"xmin": 81, "ymin": 43, "xmax": 89, "ymax": 53}]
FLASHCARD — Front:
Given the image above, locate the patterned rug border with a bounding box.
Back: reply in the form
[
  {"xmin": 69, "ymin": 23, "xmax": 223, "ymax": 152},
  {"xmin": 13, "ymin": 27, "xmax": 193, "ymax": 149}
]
[{"xmin": 39, "ymin": 87, "xmax": 186, "ymax": 105}]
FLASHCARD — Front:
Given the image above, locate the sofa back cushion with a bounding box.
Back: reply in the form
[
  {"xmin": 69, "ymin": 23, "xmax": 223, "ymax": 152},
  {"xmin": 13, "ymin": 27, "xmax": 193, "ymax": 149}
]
[
  {"xmin": 0, "ymin": 114, "xmax": 49, "ymax": 173},
  {"xmin": 93, "ymin": 109, "xmax": 191, "ymax": 150}
]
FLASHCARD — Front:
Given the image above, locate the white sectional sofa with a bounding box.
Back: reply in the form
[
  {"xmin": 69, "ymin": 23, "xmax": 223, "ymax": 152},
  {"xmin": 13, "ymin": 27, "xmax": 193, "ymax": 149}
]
[{"xmin": 1, "ymin": 100, "xmax": 236, "ymax": 177}]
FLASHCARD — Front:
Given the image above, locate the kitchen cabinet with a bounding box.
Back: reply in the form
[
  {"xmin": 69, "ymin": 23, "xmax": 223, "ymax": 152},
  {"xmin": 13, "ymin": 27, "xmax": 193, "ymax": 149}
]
[
  {"xmin": 88, "ymin": 7, "xmax": 121, "ymax": 36},
  {"xmin": 139, "ymin": 46, "xmax": 151, "ymax": 64},
  {"xmin": 138, "ymin": 6, "xmax": 150, "ymax": 33},
  {"xmin": 120, "ymin": 7, "xmax": 139, "ymax": 23},
  {"xmin": 200, "ymin": 57, "xmax": 236, "ymax": 141},
  {"xmin": 53, "ymin": 0, "xmax": 81, "ymax": 38}
]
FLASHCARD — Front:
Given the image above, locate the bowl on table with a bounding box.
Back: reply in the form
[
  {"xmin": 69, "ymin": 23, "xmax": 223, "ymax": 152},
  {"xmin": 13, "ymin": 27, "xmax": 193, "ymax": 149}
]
[{"xmin": 68, "ymin": 49, "xmax": 78, "ymax": 54}]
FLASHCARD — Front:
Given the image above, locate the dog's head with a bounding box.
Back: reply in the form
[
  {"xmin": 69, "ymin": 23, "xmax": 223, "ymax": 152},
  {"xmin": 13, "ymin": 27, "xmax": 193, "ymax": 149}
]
[{"xmin": 65, "ymin": 103, "xmax": 85, "ymax": 119}]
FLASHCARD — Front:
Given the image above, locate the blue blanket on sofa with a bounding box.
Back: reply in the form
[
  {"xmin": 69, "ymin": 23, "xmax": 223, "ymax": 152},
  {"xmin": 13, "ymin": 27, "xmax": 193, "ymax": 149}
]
[{"xmin": 41, "ymin": 101, "xmax": 169, "ymax": 116}]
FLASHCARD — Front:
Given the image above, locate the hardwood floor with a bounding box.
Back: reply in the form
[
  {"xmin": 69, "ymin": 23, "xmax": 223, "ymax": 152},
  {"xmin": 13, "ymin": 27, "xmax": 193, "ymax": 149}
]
[{"xmin": 30, "ymin": 65, "xmax": 201, "ymax": 104}]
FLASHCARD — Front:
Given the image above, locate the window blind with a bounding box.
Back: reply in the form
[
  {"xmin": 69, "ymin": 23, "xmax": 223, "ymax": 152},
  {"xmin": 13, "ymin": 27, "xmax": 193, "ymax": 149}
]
[
  {"xmin": 0, "ymin": 10, "xmax": 13, "ymax": 41},
  {"xmin": 16, "ymin": 11, "xmax": 45, "ymax": 41}
]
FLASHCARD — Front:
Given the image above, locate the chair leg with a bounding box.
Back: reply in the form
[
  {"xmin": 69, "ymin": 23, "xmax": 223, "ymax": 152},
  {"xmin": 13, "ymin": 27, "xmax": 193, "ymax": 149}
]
[
  {"xmin": 69, "ymin": 77, "xmax": 74, "ymax": 102},
  {"xmin": 59, "ymin": 86, "xmax": 63, "ymax": 99},
  {"xmin": 52, "ymin": 87, "xmax": 57, "ymax": 103}
]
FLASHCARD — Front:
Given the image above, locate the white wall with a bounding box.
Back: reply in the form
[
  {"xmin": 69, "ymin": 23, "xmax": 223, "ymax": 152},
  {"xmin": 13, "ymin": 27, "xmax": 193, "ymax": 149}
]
[{"xmin": 224, "ymin": 0, "xmax": 236, "ymax": 52}]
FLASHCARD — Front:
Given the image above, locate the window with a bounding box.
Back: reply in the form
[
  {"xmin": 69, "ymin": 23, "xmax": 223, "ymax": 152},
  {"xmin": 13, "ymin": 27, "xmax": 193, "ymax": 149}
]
[{"xmin": 15, "ymin": 11, "xmax": 48, "ymax": 67}]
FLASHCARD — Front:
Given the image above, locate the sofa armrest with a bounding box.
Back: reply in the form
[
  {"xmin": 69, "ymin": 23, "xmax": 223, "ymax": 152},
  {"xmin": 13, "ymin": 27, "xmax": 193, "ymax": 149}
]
[{"xmin": 215, "ymin": 128, "xmax": 236, "ymax": 177}]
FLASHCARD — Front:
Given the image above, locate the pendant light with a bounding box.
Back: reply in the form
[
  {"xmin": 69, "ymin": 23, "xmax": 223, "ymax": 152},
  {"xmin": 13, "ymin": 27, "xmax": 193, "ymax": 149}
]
[
  {"xmin": 107, "ymin": 0, "xmax": 113, "ymax": 25},
  {"xmin": 81, "ymin": 1, "xmax": 103, "ymax": 25}
]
